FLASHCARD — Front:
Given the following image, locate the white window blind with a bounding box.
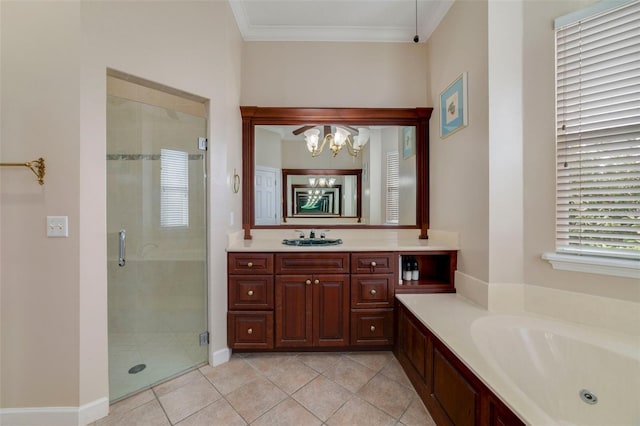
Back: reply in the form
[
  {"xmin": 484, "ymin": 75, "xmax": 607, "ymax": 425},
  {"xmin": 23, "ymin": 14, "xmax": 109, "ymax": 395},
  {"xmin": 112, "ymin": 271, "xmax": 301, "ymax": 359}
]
[
  {"xmin": 160, "ymin": 148, "xmax": 189, "ymax": 227},
  {"xmin": 555, "ymin": 0, "xmax": 640, "ymax": 260},
  {"xmin": 385, "ymin": 151, "xmax": 400, "ymax": 224}
]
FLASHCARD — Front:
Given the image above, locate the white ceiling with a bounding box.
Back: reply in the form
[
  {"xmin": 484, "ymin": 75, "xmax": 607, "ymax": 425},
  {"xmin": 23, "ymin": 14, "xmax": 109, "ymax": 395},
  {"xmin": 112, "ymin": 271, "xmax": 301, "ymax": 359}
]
[{"xmin": 229, "ymin": 0, "xmax": 454, "ymax": 43}]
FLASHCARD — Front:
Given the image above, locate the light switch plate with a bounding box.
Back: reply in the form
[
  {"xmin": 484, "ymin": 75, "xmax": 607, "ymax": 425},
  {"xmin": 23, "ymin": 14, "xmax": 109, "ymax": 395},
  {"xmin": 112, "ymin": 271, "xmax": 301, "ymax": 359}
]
[{"xmin": 47, "ymin": 216, "xmax": 68, "ymax": 237}]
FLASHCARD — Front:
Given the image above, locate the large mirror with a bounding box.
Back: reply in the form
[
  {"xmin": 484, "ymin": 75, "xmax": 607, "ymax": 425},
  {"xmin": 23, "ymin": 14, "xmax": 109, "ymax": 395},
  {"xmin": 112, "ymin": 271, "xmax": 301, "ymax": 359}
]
[{"xmin": 241, "ymin": 107, "xmax": 433, "ymax": 239}]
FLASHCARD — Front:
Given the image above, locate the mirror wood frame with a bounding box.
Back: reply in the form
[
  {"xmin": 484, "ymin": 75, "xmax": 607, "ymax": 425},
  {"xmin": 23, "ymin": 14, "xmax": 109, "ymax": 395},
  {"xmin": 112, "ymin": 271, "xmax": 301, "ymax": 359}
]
[{"xmin": 241, "ymin": 106, "xmax": 433, "ymax": 240}]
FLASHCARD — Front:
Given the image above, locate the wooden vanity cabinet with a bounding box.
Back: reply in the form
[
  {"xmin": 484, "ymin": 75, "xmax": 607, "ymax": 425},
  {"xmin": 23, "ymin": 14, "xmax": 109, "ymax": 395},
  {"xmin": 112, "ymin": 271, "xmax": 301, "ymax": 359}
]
[
  {"xmin": 395, "ymin": 301, "xmax": 524, "ymax": 426},
  {"xmin": 275, "ymin": 253, "xmax": 350, "ymax": 348},
  {"xmin": 350, "ymin": 252, "xmax": 395, "ymax": 346},
  {"xmin": 227, "ymin": 253, "xmax": 274, "ymax": 349},
  {"xmin": 227, "ymin": 250, "xmax": 458, "ymax": 351}
]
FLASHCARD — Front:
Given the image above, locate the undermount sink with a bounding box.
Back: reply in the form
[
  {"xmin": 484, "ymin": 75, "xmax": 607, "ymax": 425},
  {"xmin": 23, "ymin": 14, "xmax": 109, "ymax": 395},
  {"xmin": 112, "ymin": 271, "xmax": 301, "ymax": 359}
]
[{"xmin": 282, "ymin": 238, "xmax": 343, "ymax": 246}]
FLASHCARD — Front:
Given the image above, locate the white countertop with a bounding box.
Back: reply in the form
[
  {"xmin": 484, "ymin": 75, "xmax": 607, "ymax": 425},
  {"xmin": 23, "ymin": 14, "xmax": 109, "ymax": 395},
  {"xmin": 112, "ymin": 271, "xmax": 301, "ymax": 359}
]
[{"xmin": 226, "ymin": 229, "xmax": 459, "ymax": 252}]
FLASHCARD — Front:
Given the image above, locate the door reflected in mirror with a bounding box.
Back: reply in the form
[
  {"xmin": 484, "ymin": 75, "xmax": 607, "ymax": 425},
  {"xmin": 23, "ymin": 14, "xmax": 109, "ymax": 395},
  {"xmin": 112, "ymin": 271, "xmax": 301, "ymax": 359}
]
[{"xmin": 255, "ymin": 125, "xmax": 416, "ymax": 226}]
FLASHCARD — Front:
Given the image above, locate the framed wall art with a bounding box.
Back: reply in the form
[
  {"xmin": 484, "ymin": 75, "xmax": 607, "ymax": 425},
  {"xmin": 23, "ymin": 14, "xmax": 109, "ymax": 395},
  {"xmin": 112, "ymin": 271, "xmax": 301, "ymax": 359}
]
[
  {"xmin": 440, "ymin": 72, "xmax": 468, "ymax": 138},
  {"xmin": 402, "ymin": 126, "xmax": 415, "ymax": 159}
]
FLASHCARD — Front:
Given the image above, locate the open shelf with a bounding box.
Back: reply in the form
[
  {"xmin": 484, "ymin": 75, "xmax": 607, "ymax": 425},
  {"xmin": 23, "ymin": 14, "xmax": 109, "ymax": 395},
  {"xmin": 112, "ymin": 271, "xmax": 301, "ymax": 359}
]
[{"xmin": 396, "ymin": 251, "xmax": 457, "ymax": 294}]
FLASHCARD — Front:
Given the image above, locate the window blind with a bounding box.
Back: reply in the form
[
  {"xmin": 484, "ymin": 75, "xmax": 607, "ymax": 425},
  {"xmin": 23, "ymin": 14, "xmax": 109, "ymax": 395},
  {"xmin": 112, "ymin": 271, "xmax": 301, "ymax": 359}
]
[
  {"xmin": 555, "ymin": 0, "xmax": 640, "ymax": 260},
  {"xmin": 385, "ymin": 151, "xmax": 400, "ymax": 224},
  {"xmin": 160, "ymin": 148, "xmax": 189, "ymax": 227}
]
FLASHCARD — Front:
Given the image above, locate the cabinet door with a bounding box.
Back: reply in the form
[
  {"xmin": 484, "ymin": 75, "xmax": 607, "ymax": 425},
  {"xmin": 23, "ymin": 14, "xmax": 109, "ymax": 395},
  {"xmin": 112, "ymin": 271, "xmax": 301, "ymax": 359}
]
[
  {"xmin": 351, "ymin": 275, "xmax": 393, "ymax": 308},
  {"xmin": 432, "ymin": 346, "xmax": 479, "ymax": 426},
  {"xmin": 275, "ymin": 253, "xmax": 349, "ymax": 274},
  {"xmin": 275, "ymin": 275, "xmax": 312, "ymax": 347},
  {"xmin": 227, "ymin": 311, "xmax": 273, "ymax": 350},
  {"xmin": 351, "ymin": 252, "xmax": 395, "ymax": 274},
  {"xmin": 403, "ymin": 310, "xmax": 427, "ymax": 380},
  {"xmin": 228, "ymin": 275, "xmax": 274, "ymax": 310},
  {"xmin": 351, "ymin": 309, "xmax": 393, "ymax": 346},
  {"xmin": 228, "ymin": 253, "xmax": 273, "ymax": 274},
  {"xmin": 313, "ymin": 274, "xmax": 350, "ymax": 347}
]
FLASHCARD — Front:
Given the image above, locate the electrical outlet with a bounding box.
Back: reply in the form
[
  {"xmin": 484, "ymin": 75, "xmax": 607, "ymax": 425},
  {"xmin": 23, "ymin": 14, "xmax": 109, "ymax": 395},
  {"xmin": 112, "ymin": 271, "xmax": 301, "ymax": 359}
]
[{"xmin": 47, "ymin": 216, "xmax": 68, "ymax": 237}]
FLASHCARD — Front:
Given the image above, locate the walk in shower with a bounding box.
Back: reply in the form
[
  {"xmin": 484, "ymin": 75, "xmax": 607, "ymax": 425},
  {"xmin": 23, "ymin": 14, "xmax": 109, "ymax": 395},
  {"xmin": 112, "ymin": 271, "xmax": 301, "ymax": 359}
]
[{"xmin": 106, "ymin": 76, "xmax": 208, "ymax": 401}]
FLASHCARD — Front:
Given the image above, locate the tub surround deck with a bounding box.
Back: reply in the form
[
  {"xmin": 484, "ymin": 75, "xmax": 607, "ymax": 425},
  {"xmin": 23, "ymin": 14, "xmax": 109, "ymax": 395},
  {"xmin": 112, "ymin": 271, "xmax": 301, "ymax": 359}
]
[{"xmin": 396, "ymin": 293, "xmax": 640, "ymax": 426}]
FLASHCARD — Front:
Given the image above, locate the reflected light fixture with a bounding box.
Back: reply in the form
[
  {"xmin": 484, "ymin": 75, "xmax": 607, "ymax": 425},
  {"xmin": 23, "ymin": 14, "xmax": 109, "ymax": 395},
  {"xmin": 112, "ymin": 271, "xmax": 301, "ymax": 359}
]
[
  {"xmin": 304, "ymin": 127, "xmax": 370, "ymax": 158},
  {"xmin": 308, "ymin": 177, "xmax": 336, "ymax": 187}
]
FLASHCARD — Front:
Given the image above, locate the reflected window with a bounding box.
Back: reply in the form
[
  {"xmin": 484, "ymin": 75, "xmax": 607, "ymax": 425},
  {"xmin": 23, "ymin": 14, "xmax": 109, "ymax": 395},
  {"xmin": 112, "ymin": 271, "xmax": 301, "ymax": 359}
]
[
  {"xmin": 385, "ymin": 151, "xmax": 399, "ymax": 224},
  {"xmin": 160, "ymin": 148, "xmax": 189, "ymax": 227}
]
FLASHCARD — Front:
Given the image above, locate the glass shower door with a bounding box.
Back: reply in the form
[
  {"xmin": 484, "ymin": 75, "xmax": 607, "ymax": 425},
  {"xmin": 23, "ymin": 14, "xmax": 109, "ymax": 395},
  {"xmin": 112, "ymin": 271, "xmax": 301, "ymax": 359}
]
[{"xmin": 107, "ymin": 94, "xmax": 207, "ymax": 401}]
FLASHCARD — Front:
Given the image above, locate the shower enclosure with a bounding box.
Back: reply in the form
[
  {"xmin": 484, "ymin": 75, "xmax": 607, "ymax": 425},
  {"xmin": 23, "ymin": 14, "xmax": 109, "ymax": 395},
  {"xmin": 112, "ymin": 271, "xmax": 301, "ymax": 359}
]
[{"xmin": 106, "ymin": 83, "xmax": 208, "ymax": 401}]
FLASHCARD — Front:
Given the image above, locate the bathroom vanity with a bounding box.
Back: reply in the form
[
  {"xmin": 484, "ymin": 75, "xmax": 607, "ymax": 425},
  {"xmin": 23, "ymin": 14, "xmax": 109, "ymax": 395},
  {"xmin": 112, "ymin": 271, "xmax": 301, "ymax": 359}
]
[{"xmin": 226, "ymin": 234, "xmax": 458, "ymax": 351}]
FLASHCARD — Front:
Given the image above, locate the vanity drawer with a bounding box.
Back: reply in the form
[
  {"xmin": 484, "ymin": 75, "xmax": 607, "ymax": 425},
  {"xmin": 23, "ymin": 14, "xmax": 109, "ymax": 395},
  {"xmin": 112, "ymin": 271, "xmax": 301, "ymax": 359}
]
[
  {"xmin": 350, "ymin": 309, "xmax": 394, "ymax": 346},
  {"xmin": 351, "ymin": 252, "xmax": 395, "ymax": 274},
  {"xmin": 228, "ymin": 276, "xmax": 274, "ymax": 310},
  {"xmin": 227, "ymin": 311, "xmax": 274, "ymax": 349},
  {"xmin": 351, "ymin": 275, "xmax": 394, "ymax": 308},
  {"xmin": 275, "ymin": 253, "xmax": 349, "ymax": 274},
  {"xmin": 228, "ymin": 253, "xmax": 274, "ymax": 274}
]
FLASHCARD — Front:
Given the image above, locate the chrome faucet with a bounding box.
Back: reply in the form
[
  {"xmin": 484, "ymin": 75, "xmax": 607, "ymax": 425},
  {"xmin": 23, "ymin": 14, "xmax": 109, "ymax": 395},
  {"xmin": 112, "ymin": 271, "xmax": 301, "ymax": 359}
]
[{"xmin": 309, "ymin": 229, "xmax": 316, "ymax": 239}]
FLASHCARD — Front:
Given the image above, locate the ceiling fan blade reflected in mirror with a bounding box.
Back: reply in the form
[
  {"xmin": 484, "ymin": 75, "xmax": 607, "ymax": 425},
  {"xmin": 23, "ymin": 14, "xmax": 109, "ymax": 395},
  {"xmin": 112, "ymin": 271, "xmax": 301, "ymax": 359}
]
[{"xmin": 292, "ymin": 125, "xmax": 317, "ymax": 135}]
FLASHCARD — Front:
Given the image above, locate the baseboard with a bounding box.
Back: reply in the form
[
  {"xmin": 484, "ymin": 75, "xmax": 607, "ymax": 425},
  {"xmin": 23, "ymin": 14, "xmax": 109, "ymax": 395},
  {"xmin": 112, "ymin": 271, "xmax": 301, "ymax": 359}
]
[
  {"xmin": 211, "ymin": 347, "xmax": 231, "ymax": 366},
  {"xmin": 0, "ymin": 397, "xmax": 108, "ymax": 426}
]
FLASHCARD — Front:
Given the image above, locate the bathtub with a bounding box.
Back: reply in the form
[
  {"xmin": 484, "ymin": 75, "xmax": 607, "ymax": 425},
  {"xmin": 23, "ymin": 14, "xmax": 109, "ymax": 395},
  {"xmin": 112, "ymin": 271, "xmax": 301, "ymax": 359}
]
[
  {"xmin": 471, "ymin": 314, "xmax": 640, "ymax": 426},
  {"xmin": 395, "ymin": 293, "xmax": 640, "ymax": 426}
]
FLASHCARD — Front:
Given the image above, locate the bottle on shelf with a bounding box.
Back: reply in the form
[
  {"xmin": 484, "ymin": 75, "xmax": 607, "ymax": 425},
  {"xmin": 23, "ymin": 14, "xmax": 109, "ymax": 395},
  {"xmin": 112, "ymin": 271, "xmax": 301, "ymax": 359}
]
[
  {"xmin": 403, "ymin": 256, "xmax": 412, "ymax": 282},
  {"xmin": 411, "ymin": 256, "xmax": 420, "ymax": 281}
]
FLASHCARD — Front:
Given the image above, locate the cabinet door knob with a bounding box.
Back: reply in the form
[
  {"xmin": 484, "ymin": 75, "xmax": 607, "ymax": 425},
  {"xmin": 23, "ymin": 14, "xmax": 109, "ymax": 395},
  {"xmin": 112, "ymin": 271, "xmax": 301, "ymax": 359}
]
[
  {"xmin": 247, "ymin": 328, "xmax": 253, "ymax": 335},
  {"xmin": 370, "ymin": 261, "xmax": 377, "ymax": 267},
  {"xmin": 314, "ymin": 279, "xmax": 320, "ymax": 285},
  {"xmin": 306, "ymin": 279, "xmax": 312, "ymax": 285},
  {"xmin": 247, "ymin": 290, "xmax": 254, "ymax": 296},
  {"xmin": 247, "ymin": 262, "xmax": 253, "ymax": 268},
  {"xmin": 370, "ymin": 289, "xmax": 377, "ymax": 295},
  {"xmin": 370, "ymin": 325, "xmax": 376, "ymax": 332}
]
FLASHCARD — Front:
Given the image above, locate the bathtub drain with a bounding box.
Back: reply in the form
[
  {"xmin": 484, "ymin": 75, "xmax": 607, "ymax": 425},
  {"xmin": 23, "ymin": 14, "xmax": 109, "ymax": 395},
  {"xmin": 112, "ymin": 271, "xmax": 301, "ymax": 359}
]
[{"xmin": 579, "ymin": 389, "xmax": 598, "ymax": 405}]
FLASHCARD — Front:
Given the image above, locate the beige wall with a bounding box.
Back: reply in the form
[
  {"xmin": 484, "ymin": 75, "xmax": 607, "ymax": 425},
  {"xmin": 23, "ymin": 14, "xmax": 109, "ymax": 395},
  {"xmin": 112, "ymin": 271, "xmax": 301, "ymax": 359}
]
[
  {"xmin": 520, "ymin": 0, "xmax": 639, "ymax": 302},
  {"xmin": 427, "ymin": 0, "xmax": 490, "ymax": 281},
  {"xmin": 242, "ymin": 41, "xmax": 428, "ymax": 107},
  {"xmin": 428, "ymin": 0, "xmax": 638, "ymax": 302},
  {"xmin": 1, "ymin": 0, "xmax": 242, "ymax": 411}
]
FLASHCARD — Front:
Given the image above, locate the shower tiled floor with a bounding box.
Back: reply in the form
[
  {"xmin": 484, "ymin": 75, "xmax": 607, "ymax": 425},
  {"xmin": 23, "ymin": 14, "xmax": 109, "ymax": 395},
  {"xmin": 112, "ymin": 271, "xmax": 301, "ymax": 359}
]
[
  {"xmin": 109, "ymin": 331, "xmax": 208, "ymax": 401},
  {"xmin": 94, "ymin": 351, "xmax": 435, "ymax": 426}
]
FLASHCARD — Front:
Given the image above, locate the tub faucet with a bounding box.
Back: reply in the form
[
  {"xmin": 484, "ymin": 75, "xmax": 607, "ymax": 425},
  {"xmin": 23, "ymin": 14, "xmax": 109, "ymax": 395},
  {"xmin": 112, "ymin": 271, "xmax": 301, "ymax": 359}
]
[{"xmin": 309, "ymin": 229, "xmax": 316, "ymax": 239}]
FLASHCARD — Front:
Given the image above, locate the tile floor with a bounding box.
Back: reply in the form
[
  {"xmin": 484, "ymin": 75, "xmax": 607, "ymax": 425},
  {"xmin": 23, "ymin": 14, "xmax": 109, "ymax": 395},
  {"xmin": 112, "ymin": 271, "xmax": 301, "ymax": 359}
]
[{"xmin": 92, "ymin": 351, "xmax": 436, "ymax": 426}]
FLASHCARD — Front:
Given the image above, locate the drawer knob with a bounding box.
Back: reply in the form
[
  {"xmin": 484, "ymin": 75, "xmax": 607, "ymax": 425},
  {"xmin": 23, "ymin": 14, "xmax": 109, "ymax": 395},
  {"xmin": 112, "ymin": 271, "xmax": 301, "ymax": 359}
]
[
  {"xmin": 370, "ymin": 325, "xmax": 376, "ymax": 332},
  {"xmin": 247, "ymin": 262, "xmax": 253, "ymax": 268},
  {"xmin": 370, "ymin": 261, "xmax": 377, "ymax": 267},
  {"xmin": 306, "ymin": 279, "xmax": 312, "ymax": 285},
  {"xmin": 247, "ymin": 328, "xmax": 253, "ymax": 335},
  {"xmin": 370, "ymin": 289, "xmax": 377, "ymax": 295},
  {"xmin": 314, "ymin": 279, "xmax": 320, "ymax": 285},
  {"xmin": 247, "ymin": 290, "xmax": 254, "ymax": 296}
]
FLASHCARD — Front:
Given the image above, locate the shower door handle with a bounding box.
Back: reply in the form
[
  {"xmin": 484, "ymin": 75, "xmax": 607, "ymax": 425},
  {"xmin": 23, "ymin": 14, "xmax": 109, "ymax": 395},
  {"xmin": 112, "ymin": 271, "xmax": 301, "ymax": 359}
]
[{"xmin": 118, "ymin": 229, "xmax": 126, "ymax": 267}]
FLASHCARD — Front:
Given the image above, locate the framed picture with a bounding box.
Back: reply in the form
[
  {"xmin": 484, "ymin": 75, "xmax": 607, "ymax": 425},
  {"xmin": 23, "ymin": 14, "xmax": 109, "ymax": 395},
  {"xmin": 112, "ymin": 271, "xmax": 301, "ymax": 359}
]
[
  {"xmin": 440, "ymin": 72, "xmax": 468, "ymax": 138},
  {"xmin": 402, "ymin": 126, "xmax": 415, "ymax": 159}
]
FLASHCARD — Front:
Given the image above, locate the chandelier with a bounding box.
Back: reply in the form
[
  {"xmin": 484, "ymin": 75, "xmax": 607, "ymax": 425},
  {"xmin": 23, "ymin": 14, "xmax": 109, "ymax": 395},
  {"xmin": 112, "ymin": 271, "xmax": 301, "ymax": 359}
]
[
  {"xmin": 308, "ymin": 177, "xmax": 336, "ymax": 187},
  {"xmin": 304, "ymin": 126, "xmax": 370, "ymax": 158}
]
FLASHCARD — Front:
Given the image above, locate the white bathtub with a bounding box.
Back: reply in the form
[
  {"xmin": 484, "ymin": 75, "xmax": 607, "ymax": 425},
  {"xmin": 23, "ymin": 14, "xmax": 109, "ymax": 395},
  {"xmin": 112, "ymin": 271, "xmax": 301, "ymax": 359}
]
[{"xmin": 471, "ymin": 314, "xmax": 640, "ymax": 426}]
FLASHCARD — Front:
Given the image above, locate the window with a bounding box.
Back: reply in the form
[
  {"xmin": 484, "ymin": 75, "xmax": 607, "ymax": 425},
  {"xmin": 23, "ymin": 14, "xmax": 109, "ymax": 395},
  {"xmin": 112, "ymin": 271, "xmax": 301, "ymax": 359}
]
[
  {"xmin": 160, "ymin": 148, "xmax": 189, "ymax": 227},
  {"xmin": 385, "ymin": 151, "xmax": 400, "ymax": 224},
  {"xmin": 552, "ymin": 0, "xmax": 640, "ymax": 268}
]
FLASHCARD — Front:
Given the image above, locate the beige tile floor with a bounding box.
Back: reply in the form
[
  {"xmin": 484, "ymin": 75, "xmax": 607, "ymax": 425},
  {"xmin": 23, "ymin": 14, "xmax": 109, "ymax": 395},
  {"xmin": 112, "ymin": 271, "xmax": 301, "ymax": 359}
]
[{"xmin": 92, "ymin": 351, "xmax": 436, "ymax": 426}]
